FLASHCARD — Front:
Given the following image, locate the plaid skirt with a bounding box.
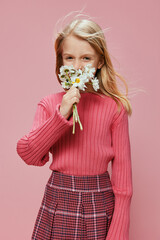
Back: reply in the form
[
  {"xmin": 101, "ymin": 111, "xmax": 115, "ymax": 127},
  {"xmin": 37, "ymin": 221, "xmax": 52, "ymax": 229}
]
[{"xmin": 31, "ymin": 170, "xmax": 115, "ymax": 240}]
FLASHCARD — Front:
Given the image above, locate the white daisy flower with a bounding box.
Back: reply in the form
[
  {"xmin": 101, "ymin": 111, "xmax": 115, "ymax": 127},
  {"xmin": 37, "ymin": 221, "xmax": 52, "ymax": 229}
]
[
  {"xmin": 70, "ymin": 75, "xmax": 87, "ymax": 91},
  {"xmin": 61, "ymin": 81, "xmax": 70, "ymax": 89},
  {"xmin": 60, "ymin": 65, "xmax": 76, "ymax": 75},
  {"xmin": 91, "ymin": 77, "xmax": 99, "ymax": 91},
  {"xmin": 83, "ymin": 64, "xmax": 96, "ymax": 79}
]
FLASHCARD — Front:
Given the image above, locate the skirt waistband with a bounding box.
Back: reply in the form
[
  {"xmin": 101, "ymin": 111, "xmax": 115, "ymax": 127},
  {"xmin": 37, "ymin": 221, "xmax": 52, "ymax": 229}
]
[{"xmin": 47, "ymin": 170, "xmax": 113, "ymax": 193}]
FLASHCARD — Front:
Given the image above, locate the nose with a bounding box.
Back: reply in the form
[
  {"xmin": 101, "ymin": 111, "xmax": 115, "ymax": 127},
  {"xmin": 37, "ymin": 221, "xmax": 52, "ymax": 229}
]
[{"xmin": 73, "ymin": 59, "xmax": 82, "ymax": 70}]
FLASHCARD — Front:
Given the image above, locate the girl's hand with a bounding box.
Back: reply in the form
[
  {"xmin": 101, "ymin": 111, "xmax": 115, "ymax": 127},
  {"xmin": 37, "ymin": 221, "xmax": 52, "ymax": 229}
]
[{"xmin": 59, "ymin": 85, "xmax": 81, "ymax": 119}]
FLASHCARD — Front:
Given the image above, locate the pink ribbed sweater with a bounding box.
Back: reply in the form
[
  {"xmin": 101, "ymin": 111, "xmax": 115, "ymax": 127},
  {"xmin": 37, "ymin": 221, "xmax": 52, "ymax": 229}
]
[{"xmin": 16, "ymin": 91, "xmax": 133, "ymax": 240}]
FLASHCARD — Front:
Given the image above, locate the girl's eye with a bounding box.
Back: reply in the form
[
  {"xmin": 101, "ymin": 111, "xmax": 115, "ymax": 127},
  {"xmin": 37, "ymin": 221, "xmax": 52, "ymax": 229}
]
[
  {"xmin": 66, "ymin": 57, "xmax": 73, "ymax": 60},
  {"xmin": 83, "ymin": 57, "xmax": 90, "ymax": 60}
]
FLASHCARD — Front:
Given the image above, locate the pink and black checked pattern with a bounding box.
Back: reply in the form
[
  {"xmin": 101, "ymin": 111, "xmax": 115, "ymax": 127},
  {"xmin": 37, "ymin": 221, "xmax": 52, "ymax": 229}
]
[{"xmin": 31, "ymin": 170, "xmax": 115, "ymax": 240}]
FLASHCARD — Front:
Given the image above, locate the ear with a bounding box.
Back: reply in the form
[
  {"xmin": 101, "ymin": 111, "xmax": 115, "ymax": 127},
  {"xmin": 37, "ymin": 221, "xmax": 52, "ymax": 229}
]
[{"xmin": 97, "ymin": 57, "xmax": 104, "ymax": 69}]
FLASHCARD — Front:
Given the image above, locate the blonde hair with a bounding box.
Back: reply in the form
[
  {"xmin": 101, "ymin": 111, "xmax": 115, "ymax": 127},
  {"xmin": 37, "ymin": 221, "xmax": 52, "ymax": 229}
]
[{"xmin": 54, "ymin": 18, "xmax": 132, "ymax": 116}]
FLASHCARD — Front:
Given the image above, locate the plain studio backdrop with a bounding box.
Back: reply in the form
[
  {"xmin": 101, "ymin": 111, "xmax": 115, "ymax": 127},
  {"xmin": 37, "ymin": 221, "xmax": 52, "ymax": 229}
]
[{"xmin": 0, "ymin": 0, "xmax": 159, "ymax": 239}]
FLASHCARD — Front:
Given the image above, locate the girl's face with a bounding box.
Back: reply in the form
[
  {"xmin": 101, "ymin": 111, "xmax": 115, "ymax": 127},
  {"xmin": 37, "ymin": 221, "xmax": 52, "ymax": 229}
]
[{"xmin": 61, "ymin": 35, "xmax": 104, "ymax": 74}]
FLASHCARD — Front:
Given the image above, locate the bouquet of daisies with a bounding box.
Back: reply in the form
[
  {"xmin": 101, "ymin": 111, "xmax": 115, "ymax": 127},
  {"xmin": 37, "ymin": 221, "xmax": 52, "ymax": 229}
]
[{"xmin": 58, "ymin": 64, "xmax": 99, "ymax": 134}]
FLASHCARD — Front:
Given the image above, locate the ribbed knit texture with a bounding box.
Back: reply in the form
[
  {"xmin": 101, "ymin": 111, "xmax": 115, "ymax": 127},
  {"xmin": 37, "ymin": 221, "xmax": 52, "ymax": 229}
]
[{"xmin": 16, "ymin": 91, "xmax": 133, "ymax": 240}]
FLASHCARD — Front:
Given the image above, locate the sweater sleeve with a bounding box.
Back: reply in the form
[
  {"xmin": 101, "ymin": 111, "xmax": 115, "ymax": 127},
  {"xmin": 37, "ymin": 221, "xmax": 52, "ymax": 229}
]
[
  {"xmin": 16, "ymin": 98, "xmax": 73, "ymax": 166},
  {"xmin": 106, "ymin": 105, "xmax": 133, "ymax": 240}
]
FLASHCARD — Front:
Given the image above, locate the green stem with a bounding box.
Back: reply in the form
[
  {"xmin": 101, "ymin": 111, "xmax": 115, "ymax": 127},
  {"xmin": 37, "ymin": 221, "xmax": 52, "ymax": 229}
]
[{"xmin": 72, "ymin": 103, "xmax": 83, "ymax": 134}]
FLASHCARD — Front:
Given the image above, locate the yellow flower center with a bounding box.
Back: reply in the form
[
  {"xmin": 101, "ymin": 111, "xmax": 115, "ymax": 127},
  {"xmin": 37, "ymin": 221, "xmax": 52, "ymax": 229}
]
[
  {"xmin": 75, "ymin": 78, "xmax": 80, "ymax": 83},
  {"xmin": 72, "ymin": 78, "xmax": 81, "ymax": 84}
]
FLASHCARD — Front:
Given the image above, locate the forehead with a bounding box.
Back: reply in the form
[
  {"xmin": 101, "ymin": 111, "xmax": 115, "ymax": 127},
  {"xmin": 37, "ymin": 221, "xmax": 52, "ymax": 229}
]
[{"xmin": 62, "ymin": 35, "xmax": 96, "ymax": 55}]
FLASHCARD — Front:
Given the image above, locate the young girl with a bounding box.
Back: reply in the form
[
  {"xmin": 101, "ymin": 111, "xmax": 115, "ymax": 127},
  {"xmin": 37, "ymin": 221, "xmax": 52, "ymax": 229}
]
[{"xmin": 17, "ymin": 17, "xmax": 133, "ymax": 240}]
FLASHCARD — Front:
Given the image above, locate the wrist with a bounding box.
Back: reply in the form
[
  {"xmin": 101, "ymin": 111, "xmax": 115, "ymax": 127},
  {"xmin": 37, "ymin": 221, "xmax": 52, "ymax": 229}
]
[{"xmin": 59, "ymin": 105, "xmax": 69, "ymax": 119}]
